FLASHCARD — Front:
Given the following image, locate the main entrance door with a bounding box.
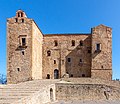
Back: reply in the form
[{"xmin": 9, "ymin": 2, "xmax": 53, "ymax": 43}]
[{"xmin": 54, "ymin": 69, "xmax": 59, "ymax": 79}]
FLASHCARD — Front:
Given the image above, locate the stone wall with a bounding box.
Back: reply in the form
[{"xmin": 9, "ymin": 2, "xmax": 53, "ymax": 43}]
[
  {"xmin": 91, "ymin": 25, "xmax": 112, "ymax": 80},
  {"xmin": 7, "ymin": 10, "xmax": 33, "ymax": 84},
  {"xmin": 12, "ymin": 84, "xmax": 56, "ymax": 104},
  {"xmin": 43, "ymin": 34, "xmax": 91, "ymax": 79},
  {"xmin": 55, "ymin": 83, "xmax": 120, "ymax": 101},
  {"xmin": 32, "ymin": 21, "xmax": 43, "ymax": 79},
  {"xmin": 7, "ymin": 10, "xmax": 113, "ymax": 84}
]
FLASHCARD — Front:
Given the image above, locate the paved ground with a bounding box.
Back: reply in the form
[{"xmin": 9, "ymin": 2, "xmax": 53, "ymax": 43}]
[{"xmin": 52, "ymin": 100, "xmax": 120, "ymax": 104}]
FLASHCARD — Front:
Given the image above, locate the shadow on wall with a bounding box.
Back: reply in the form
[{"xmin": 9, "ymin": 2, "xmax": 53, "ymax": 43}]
[{"xmin": 65, "ymin": 36, "xmax": 92, "ymax": 78}]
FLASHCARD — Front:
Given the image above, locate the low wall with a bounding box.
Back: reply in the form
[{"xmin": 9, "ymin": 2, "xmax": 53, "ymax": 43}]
[
  {"xmin": 55, "ymin": 83, "xmax": 120, "ymax": 101},
  {"xmin": 13, "ymin": 84, "xmax": 56, "ymax": 104}
]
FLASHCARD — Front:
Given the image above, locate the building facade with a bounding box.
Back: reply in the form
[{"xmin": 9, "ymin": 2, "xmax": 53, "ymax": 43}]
[{"xmin": 7, "ymin": 10, "xmax": 112, "ymax": 84}]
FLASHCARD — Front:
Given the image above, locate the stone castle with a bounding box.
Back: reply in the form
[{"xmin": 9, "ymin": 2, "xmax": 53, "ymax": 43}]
[
  {"xmin": 7, "ymin": 10, "xmax": 112, "ymax": 84},
  {"xmin": 2, "ymin": 10, "xmax": 120, "ymax": 104}
]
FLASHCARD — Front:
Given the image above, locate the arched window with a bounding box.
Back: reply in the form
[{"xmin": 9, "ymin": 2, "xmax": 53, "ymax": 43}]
[
  {"xmin": 50, "ymin": 88, "xmax": 53, "ymax": 101},
  {"xmin": 17, "ymin": 12, "xmax": 24, "ymax": 17},
  {"xmin": 54, "ymin": 69, "xmax": 59, "ymax": 79},
  {"xmin": 47, "ymin": 50, "xmax": 51, "ymax": 56},
  {"xmin": 18, "ymin": 13, "xmax": 20, "ymax": 17},
  {"xmin": 54, "ymin": 40, "xmax": 58, "ymax": 46},
  {"xmin": 72, "ymin": 40, "xmax": 75, "ymax": 46},
  {"xmin": 80, "ymin": 40, "xmax": 83, "ymax": 46},
  {"xmin": 21, "ymin": 12, "xmax": 23, "ymax": 17},
  {"xmin": 46, "ymin": 74, "xmax": 50, "ymax": 79}
]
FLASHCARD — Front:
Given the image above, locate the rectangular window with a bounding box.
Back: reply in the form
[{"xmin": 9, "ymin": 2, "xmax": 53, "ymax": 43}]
[
  {"xmin": 54, "ymin": 60, "xmax": 56, "ymax": 64},
  {"xmin": 80, "ymin": 59, "xmax": 82, "ymax": 63},
  {"xmin": 96, "ymin": 43, "xmax": 101, "ymax": 51},
  {"xmin": 72, "ymin": 40, "xmax": 75, "ymax": 46},
  {"xmin": 54, "ymin": 40, "xmax": 58, "ymax": 46},
  {"xmin": 15, "ymin": 18, "xmax": 18, "ymax": 23},
  {"xmin": 22, "ymin": 19, "xmax": 24, "ymax": 23},
  {"xmin": 80, "ymin": 41, "xmax": 83, "ymax": 46},
  {"xmin": 22, "ymin": 38, "xmax": 26, "ymax": 46},
  {"xmin": 68, "ymin": 58, "xmax": 71, "ymax": 62},
  {"xmin": 62, "ymin": 60, "xmax": 64, "ymax": 64}
]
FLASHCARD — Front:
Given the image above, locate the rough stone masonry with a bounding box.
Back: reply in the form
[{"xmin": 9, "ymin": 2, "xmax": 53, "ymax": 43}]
[{"xmin": 7, "ymin": 10, "xmax": 112, "ymax": 84}]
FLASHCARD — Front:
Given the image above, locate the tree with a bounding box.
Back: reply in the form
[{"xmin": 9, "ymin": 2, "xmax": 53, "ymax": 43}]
[{"xmin": 0, "ymin": 74, "xmax": 7, "ymax": 84}]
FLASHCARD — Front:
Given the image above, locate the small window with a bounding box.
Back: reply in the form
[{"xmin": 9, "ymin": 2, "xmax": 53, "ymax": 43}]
[
  {"xmin": 66, "ymin": 72, "xmax": 69, "ymax": 74},
  {"xmin": 80, "ymin": 41, "xmax": 83, "ymax": 46},
  {"xmin": 54, "ymin": 40, "xmax": 58, "ymax": 46},
  {"xmin": 22, "ymin": 38, "xmax": 26, "ymax": 46},
  {"xmin": 17, "ymin": 68, "xmax": 20, "ymax": 72},
  {"xmin": 68, "ymin": 58, "xmax": 71, "ymax": 62},
  {"xmin": 96, "ymin": 43, "xmax": 101, "ymax": 51},
  {"xmin": 46, "ymin": 74, "xmax": 50, "ymax": 79},
  {"xmin": 82, "ymin": 74, "xmax": 85, "ymax": 77},
  {"xmin": 101, "ymin": 65, "xmax": 103, "ymax": 68},
  {"xmin": 88, "ymin": 50, "xmax": 91, "ymax": 53},
  {"xmin": 72, "ymin": 40, "xmax": 75, "ymax": 46},
  {"xmin": 22, "ymin": 51, "xmax": 24, "ymax": 55},
  {"xmin": 54, "ymin": 60, "xmax": 56, "ymax": 64},
  {"xmin": 21, "ymin": 12, "xmax": 23, "ymax": 17},
  {"xmin": 18, "ymin": 13, "xmax": 20, "ymax": 17},
  {"xmin": 71, "ymin": 74, "xmax": 73, "ymax": 77},
  {"xmin": 22, "ymin": 19, "xmax": 24, "ymax": 23},
  {"xmin": 15, "ymin": 18, "xmax": 18, "ymax": 23},
  {"xmin": 62, "ymin": 60, "xmax": 64, "ymax": 64},
  {"xmin": 80, "ymin": 59, "xmax": 82, "ymax": 63},
  {"xmin": 47, "ymin": 50, "xmax": 51, "ymax": 56}
]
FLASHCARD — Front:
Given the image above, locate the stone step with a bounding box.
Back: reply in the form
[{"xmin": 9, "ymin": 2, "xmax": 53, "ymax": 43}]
[
  {"xmin": 0, "ymin": 98, "xmax": 21, "ymax": 104},
  {"xmin": 0, "ymin": 79, "xmax": 59, "ymax": 104},
  {"xmin": 0, "ymin": 93, "xmax": 32, "ymax": 96},
  {"xmin": 1, "ymin": 89, "xmax": 39, "ymax": 91}
]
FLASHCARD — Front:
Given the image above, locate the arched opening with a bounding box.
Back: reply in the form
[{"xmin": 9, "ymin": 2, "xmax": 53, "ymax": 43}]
[
  {"xmin": 54, "ymin": 69, "xmax": 59, "ymax": 79},
  {"xmin": 50, "ymin": 88, "xmax": 53, "ymax": 101},
  {"xmin": 46, "ymin": 74, "xmax": 50, "ymax": 79},
  {"xmin": 47, "ymin": 50, "xmax": 51, "ymax": 56},
  {"xmin": 18, "ymin": 13, "xmax": 20, "ymax": 17},
  {"xmin": 21, "ymin": 12, "xmax": 23, "ymax": 17}
]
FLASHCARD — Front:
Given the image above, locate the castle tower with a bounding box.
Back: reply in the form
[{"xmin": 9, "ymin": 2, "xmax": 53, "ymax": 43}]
[
  {"xmin": 7, "ymin": 10, "xmax": 43, "ymax": 84},
  {"xmin": 91, "ymin": 25, "xmax": 112, "ymax": 80}
]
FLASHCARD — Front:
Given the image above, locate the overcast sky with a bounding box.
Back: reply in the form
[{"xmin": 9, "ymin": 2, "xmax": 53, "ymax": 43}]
[{"xmin": 0, "ymin": 0, "xmax": 120, "ymax": 79}]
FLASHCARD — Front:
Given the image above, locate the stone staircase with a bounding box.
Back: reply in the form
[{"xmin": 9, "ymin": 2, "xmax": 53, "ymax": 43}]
[
  {"xmin": 0, "ymin": 78, "xmax": 120, "ymax": 104},
  {"xmin": 0, "ymin": 79, "xmax": 60, "ymax": 104}
]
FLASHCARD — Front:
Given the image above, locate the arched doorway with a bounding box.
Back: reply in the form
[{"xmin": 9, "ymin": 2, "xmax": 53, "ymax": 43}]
[
  {"xmin": 50, "ymin": 88, "xmax": 53, "ymax": 101},
  {"xmin": 54, "ymin": 69, "xmax": 59, "ymax": 79}
]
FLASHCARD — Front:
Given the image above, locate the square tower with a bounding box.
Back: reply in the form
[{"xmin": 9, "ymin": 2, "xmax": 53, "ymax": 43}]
[
  {"xmin": 7, "ymin": 10, "xmax": 43, "ymax": 84},
  {"xmin": 91, "ymin": 25, "xmax": 112, "ymax": 80}
]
